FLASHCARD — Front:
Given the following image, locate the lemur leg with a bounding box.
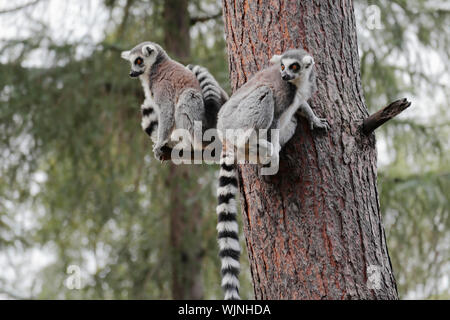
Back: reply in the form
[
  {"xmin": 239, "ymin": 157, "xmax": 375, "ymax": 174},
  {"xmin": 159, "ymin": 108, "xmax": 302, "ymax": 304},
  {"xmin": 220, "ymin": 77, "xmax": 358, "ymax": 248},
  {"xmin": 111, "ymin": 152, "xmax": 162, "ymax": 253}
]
[
  {"xmin": 225, "ymin": 86, "xmax": 274, "ymax": 148},
  {"xmin": 232, "ymin": 86, "xmax": 275, "ymax": 163},
  {"xmin": 298, "ymin": 101, "xmax": 329, "ymax": 131},
  {"xmin": 262, "ymin": 118, "xmax": 280, "ymax": 165},
  {"xmin": 141, "ymin": 102, "xmax": 159, "ymax": 143},
  {"xmin": 153, "ymin": 101, "xmax": 175, "ymax": 160},
  {"xmin": 174, "ymin": 89, "xmax": 205, "ymax": 151},
  {"xmin": 279, "ymin": 116, "xmax": 297, "ymax": 149},
  {"xmin": 220, "ymin": 86, "xmax": 274, "ymax": 133},
  {"xmin": 275, "ymin": 91, "xmax": 305, "ymax": 151}
]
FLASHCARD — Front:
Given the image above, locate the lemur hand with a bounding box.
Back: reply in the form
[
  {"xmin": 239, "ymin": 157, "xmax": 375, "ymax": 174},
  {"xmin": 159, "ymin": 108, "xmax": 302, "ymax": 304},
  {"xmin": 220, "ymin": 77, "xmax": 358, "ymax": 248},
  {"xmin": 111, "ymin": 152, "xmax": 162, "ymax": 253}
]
[{"xmin": 311, "ymin": 117, "xmax": 330, "ymax": 132}]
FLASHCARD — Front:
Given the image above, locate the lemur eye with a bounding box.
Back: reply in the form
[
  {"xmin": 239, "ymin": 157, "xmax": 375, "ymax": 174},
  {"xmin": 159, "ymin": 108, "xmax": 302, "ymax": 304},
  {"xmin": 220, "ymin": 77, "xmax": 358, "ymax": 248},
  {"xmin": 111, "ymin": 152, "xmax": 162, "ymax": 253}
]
[
  {"xmin": 135, "ymin": 58, "xmax": 143, "ymax": 66},
  {"xmin": 281, "ymin": 64, "xmax": 285, "ymax": 71},
  {"xmin": 290, "ymin": 63, "xmax": 300, "ymax": 71}
]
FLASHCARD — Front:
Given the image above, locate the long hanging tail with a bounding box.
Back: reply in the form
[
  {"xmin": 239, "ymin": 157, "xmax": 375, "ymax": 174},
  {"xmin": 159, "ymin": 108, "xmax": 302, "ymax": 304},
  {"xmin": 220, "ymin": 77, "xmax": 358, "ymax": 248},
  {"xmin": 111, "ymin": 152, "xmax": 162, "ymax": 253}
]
[
  {"xmin": 217, "ymin": 148, "xmax": 240, "ymax": 300},
  {"xmin": 140, "ymin": 104, "xmax": 159, "ymax": 142},
  {"xmin": 187, "ymin": 64, "xmax": 229, "ymax": 129}
]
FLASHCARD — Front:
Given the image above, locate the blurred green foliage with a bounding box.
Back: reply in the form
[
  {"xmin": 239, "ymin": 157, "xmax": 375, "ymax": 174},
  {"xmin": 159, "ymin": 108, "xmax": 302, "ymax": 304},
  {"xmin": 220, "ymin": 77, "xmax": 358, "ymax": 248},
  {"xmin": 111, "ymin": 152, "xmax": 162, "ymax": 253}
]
[
  {"xmin": 356, "ymin": 0, "xmax": 449, "ymax": 298},
  {"xmin": 0, "ymin": 0, "xmax": 448, "ymax": 299}
]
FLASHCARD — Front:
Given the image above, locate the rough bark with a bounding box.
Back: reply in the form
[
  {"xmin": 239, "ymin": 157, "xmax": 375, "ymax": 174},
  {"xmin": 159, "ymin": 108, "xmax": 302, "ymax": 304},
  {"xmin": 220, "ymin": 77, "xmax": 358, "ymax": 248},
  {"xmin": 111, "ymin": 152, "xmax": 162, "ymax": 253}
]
[
  {"xmin": 222, "ymin": 0, "xmax": 398, "ymax": 299},
  {"xmin": 166, "ymin": 165, "xmax": 204, "ymax": 299},
  {"xmin": 163, "ymin": 0, "xmax": 191, "ymax": 63}
]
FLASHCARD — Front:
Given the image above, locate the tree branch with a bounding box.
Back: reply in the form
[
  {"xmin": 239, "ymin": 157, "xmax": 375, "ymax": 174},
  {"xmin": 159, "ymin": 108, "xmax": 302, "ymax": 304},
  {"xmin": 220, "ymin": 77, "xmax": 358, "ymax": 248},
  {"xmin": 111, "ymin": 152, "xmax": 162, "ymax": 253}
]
[
  {"xmin": 0, "ymin": 0, "xmax": 42, "ymax": 15},
  {"xmin": 190, "ymin": 12, "xmax": 222, "ymax": 25},
  {"xmin": 362, "ymin": 98, "xmax": 411, "ymax": 135}
]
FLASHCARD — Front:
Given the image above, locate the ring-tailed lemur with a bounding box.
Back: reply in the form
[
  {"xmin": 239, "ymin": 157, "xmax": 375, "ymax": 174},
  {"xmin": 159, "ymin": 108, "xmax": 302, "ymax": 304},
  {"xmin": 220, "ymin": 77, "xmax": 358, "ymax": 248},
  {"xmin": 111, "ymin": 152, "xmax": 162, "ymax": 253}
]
[
  {"xmin": 141, "ymin": 64, "xmax": 229, "ymax": 144},
  {"xmin": 215, "ymin": 48, "xmax": 329, "ymax": 300},
  {"xmin": 121, "ymin": 42, "xmax": 228, "ymax": 159}
]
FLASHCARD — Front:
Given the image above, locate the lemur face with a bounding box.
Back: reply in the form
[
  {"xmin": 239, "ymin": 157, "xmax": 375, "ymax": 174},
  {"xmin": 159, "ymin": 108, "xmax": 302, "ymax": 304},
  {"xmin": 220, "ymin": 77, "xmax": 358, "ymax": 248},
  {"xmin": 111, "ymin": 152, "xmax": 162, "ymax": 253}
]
[
  {"xmin": 280, "ymin": 54, "xmax": 314, "ymax": 82},
  {"xmin": 121, "ymin": 42, "xmax": 158, "ymax": 78}
]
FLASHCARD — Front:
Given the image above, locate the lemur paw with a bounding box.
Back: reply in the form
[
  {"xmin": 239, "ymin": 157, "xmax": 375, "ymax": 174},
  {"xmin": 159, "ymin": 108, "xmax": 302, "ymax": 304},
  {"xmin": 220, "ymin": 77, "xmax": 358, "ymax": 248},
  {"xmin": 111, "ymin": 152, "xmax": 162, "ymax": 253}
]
[
  {"xmin": 153, "ymin": 143, "xmax": 166, "ymax": 161},
  {"xmin": 259, "ymin": 151, "xmax": 279, "ymax": 178},
  {"xmin": 311, "ymin": 117, "xmax": 330, "ymax": 132}
]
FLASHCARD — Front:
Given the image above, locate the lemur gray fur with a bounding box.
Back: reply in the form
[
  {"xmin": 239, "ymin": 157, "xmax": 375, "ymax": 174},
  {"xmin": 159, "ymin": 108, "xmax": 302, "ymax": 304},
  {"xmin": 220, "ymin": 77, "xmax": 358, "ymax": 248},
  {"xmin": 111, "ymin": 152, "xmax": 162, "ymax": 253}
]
[
  {"xmin": 215, "ymin": 48, "xmax": 329, "ymax": 300},
  {"xmin": 121, "ymin": 41, "xmax": 228, "ymax": 159}
]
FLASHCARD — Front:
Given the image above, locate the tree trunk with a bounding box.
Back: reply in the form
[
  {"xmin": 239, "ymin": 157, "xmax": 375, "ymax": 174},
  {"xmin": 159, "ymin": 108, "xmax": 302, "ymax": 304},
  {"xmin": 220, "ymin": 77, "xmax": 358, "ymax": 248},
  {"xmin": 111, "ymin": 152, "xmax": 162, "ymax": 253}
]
[
  {"xmin": 163, "ymin": 0, "xmax": 191, "ymax": 63},
  {"xmin": 162, "ymin": 0, "xmax": 204, "ymax": 299},
  {"xmin": 222, "ymin": 0, "xmax": 398, "ymax": 299},
  {"xmin": 166, "ymin": 165, "xmax": 204, "ymax": 300}
]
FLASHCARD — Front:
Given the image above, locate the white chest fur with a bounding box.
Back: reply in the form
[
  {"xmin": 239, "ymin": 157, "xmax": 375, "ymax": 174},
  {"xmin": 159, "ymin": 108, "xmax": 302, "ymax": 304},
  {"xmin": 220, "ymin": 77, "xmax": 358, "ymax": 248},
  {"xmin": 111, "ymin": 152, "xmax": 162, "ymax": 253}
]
[
  {"xmin": 139, "ymin": 72, "xmax": 157, "ymax": 110},
  {"xmin": 290, "ymin": 73, "xmax": 311, "ymax": 101},
  {"xmin": 279, "ymin": 74, "xmax": 310, "ymax": 129},
  {"xmin": 279, "ymin": 90, "xmax": 304, "ymax": 130}
]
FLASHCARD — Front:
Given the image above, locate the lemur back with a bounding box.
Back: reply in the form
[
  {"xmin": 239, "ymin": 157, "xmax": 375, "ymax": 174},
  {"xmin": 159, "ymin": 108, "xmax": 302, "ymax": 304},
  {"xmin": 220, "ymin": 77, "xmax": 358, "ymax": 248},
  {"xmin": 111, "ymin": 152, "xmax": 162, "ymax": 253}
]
[
  {"xmin": 217, "ymin": 65, "xmax": 296, "ymax": 130},
  {"xmin": 141, "ymin": 64, "xmax": 228, "ymax": 144},
  {"xmin": 148, "ymin": 57, "xmax": 201, "ymax": 99}
]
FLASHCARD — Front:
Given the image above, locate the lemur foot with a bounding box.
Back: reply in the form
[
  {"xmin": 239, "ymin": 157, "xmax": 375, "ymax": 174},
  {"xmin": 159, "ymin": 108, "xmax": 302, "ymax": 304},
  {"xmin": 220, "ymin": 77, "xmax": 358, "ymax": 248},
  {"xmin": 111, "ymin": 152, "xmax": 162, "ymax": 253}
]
[
  {"xmin": 259, "ymin": 155, "xmax": 279, "ymax": 180},
  {"xmin": 153, "ymin": 143, "xmax": 166, "ymax": 161},
  {"xmin": 258, "ymin": 140, "xmax": 275, "ymax": 165},
  {"xmin": 311, "ymin": 117, "xmax": 330, "ymax": 132}
]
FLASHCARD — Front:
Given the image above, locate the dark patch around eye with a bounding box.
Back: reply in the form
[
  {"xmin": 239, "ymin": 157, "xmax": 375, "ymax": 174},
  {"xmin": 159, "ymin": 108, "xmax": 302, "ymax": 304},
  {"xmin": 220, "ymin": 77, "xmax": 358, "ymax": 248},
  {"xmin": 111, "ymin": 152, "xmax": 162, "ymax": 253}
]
[
  {"xmin": 290, "ymin": 63, "xmax": 300, "ymax": 72},
  {"xmin": 135, "ymin": 57, "xmax": 143, "ymax": 65}
]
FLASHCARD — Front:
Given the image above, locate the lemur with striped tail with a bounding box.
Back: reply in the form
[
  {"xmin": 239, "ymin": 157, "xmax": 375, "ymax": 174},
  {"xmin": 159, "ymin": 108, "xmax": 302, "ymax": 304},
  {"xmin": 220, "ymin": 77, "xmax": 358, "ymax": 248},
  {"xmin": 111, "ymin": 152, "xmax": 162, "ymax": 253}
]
[
  {"xmin": 216, "ymin": 48, "xmax": 329, "ymax": 300},
  {"xmin": 121, "ymin": 42, "xmax": 228, "ymax": 158}
]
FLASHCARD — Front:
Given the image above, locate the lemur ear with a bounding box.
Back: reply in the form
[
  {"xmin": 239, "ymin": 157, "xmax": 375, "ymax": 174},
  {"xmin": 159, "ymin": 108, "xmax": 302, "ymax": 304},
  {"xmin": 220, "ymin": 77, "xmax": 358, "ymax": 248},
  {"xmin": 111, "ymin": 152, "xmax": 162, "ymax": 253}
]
[
  {"xmin": 142, "ymin": 45, "xmax": 154, "ymax": 57},
  {"xmin": 270, "ymin": 54, "xmax": 282, "ymax": 64},
  {"xmin": 121, "ymin": 51, "xmax": 130, "ymax": 60},
  {"xmin": 302, "ymin": 55, "xmax": 314, "ymax": 68}
]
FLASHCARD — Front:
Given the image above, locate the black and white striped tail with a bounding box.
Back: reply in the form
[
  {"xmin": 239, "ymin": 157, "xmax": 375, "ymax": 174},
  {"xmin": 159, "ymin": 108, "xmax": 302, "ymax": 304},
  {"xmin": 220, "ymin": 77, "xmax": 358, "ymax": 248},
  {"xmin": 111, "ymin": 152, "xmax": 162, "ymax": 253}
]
[
  {"xmin": 141, "ymin": 104, "xmax": 158, "ymax": 142},
  {"xmin": 187, "ymin": 64, "xmax": 228, "ymax": 104},
  {"xmin": 187, "ymin": 64, "xmax": 229, "ymax": 129},
  {"xmin": 217, "ymin": 149, "xmax": 240, "ymax": 300}
]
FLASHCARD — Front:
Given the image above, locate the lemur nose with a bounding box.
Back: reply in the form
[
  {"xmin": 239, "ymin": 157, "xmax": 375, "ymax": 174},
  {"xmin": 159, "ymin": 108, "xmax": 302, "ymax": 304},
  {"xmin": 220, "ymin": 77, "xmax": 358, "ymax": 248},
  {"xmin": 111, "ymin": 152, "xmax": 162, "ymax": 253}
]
[
  {"xmin": 129, "ymin": 71, "xmax": 141, "ymax": 78},
  {"xmin": 282, "ymin": 74, "xmax": 289, "ymax": 80}
]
